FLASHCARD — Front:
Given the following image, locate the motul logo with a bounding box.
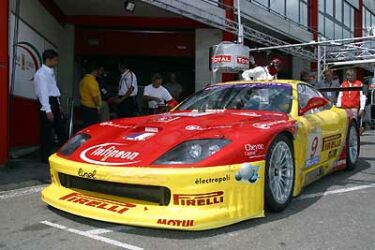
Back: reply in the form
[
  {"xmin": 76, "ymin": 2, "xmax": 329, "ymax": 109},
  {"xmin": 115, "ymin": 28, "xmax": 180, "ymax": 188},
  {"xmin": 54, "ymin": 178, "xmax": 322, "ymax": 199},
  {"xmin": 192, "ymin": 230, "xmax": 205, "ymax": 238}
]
[
  {"xmin": 211, "ymin": 55, "xmax": 232, "ymax": 63},
  {"xmin": 157, "ymin": 219, "xmax": 194, "ymax": 227},
  {"xmin": 237, "ymin": 56, "xmax": 249, "ymax": 65},
  {"xmin": 80, "ymin": 143, "xmax": 140, "ymax": 166},
  {"xmin": 173, "ymin": 191, "xmax": 224, "ymax": 206}
]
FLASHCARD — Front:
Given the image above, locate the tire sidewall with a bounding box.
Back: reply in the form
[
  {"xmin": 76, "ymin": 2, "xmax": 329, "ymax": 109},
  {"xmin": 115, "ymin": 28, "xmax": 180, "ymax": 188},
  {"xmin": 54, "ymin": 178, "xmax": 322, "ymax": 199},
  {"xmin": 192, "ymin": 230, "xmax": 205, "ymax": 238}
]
[
  {"xmin": 265, "ymin": 134, "xmax": 295, "ymax": 212},
  {"xmin": 346, "ymin": 122, "xmax": 359, "ymax": 170}
]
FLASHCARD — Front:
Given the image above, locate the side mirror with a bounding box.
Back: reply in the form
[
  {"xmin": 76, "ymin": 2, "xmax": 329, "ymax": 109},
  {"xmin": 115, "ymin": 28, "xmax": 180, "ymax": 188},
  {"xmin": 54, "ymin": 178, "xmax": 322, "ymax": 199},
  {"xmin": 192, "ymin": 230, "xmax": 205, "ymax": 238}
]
[{"xmin": 299, "ymin": 96, "xmax": 329, "ymax": 116}]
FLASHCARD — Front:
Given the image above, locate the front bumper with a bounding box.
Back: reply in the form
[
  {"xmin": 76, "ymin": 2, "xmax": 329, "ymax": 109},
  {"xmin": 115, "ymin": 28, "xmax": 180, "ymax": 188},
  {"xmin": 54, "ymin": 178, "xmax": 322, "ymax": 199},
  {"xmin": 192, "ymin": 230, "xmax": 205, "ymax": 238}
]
[{"xmin": 41, "ymin": 154, "xmax": 265, "ymax": 230}]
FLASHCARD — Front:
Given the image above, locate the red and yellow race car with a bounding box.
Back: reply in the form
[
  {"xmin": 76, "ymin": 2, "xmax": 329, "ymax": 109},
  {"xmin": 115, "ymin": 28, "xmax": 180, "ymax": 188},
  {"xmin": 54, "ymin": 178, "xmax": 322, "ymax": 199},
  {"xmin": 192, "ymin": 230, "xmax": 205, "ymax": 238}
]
[{"xmin": 41, "ymin": 80, "xmax": 360, "ymax": 230}]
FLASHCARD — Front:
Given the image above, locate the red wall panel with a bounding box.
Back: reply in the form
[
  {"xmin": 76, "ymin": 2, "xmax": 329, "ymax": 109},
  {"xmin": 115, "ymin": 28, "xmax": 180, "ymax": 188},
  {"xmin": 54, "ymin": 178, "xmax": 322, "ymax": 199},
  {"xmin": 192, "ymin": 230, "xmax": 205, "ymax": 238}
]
[
  {"xmin": 75, "ymin": 29, "xmax": 195, "ymax": 57},
  {"xmin": 0, "ymin": 0, "xmax": 9, "ymax": 165},
  {"xmin": 9, "ymin": 96, "xmax": 40, "ymax": 147}
]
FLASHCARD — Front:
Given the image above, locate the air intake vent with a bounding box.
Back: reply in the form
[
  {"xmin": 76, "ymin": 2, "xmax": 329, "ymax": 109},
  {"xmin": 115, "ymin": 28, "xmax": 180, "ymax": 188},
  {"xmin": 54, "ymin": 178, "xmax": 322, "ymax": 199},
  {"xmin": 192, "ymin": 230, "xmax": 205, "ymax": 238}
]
[{"xmin": 58, "ymin": 173, "xmax": 170, "ymax": 205}]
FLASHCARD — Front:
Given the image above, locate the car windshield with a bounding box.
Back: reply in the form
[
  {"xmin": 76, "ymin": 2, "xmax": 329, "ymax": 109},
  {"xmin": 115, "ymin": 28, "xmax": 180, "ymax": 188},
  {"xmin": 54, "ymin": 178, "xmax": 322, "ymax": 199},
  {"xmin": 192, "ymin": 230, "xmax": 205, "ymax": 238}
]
[{"xmin": 177, "ymin": 83, "xmax": 293, "ymax": 114}]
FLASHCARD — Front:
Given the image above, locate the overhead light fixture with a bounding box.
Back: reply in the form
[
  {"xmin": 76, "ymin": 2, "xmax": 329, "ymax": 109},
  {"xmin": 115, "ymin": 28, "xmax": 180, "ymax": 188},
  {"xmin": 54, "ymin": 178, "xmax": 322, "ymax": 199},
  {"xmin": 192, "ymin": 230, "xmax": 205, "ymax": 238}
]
[{"xmin": 124, "ymin": 0, "xmax": 136, "ymax": 12}]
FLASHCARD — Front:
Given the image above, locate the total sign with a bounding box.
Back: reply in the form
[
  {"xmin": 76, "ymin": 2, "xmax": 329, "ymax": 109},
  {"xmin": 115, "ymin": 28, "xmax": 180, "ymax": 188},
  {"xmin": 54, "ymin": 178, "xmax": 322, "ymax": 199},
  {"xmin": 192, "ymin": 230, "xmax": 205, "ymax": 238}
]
[{"xmin": 210, "ymin": 42, "xmax": 250, "ymax": 72}]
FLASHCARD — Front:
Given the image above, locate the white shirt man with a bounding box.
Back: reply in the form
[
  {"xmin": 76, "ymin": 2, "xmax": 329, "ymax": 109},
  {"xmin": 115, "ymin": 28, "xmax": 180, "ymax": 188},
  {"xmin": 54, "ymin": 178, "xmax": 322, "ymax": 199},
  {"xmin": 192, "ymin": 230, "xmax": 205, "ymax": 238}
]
[
  {"xmin": 34, "ymin": 64, "xmax": 61, "ymax": 113},
  {"xmin": 33, "ymin": 49, "xmax": 67, "ymax": 162},
  {"xmin": 241, "ymin": 58, "xmax": 281, "ymax": 81},
  {"xmin": 119, "ymin": 69, "xmax": 138, "ymax": 97},
  {"xmin": 116, "ymin": 61, "xmax": 139, "ymax": 117},
  {"xmin": 144, "ymin": 84, "xmax": 173, "ymax": 109},
  {"xmin": 242, "ymin": 66, "xmax": 275, "ymax": 81}
]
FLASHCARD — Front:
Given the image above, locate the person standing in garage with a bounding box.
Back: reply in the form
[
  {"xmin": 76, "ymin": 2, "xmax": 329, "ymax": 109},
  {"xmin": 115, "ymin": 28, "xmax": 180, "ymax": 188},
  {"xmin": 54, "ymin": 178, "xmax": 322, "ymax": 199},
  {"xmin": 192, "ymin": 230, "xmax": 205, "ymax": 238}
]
[
  {"xmin": 33, "ymin": 49, "xmax": 67, "ymax": 162},
  {"xmin": 115, "ymin": 60, "xmax": 138, "ymax": 117},
  {"xmin": 79, "ymin": 62, "xmax": 102, "ymax": 128}
]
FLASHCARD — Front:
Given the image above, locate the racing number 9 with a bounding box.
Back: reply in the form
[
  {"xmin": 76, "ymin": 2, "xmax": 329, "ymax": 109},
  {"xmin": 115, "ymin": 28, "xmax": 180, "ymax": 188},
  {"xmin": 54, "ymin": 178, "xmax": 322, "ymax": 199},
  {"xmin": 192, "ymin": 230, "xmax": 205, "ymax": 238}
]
[{"xmin": 310, "ymin": 136, "xmax": 318, "ymax": 158}]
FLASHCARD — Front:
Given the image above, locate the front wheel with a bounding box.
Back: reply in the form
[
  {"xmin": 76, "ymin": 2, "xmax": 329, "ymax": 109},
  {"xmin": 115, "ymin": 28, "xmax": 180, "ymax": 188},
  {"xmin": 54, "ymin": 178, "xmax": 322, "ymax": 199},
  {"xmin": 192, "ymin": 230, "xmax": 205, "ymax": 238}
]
[
  {"xmin": 346, "ymin": 122, "xmax": 359, "ymax": 170},
  {"xmin": 265, "ymin": 134, "xmax": 295, "ymax": 212}
]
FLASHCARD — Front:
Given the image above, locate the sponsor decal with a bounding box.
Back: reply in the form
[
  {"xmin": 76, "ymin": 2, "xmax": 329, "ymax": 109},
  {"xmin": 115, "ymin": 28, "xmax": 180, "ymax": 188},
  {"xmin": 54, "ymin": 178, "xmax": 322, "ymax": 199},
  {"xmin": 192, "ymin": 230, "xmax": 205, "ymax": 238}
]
[
  {"xmin": 185, "ymin": 125, "xmax": 204, "ymax": 131},
  {"xmin": 78, "ymin": 168, "xmax": 96, "ymax": 179},
  {"xmin": 80, "ymin": 143, "xmax": 140, "ymax": 166},
  {"xmin": 322, "ymin": 134, "xmax": 342, "ymax": 151},
  {"xmin": 99, "ymin": 121, "xmax": 132, "ymax": 129},
  {"xmin": 252, "ymin": 120, "xmax": 287, "ymax": 129},
  {"xmin": 233, "ymin": 112, "xmax": 262, "ymax": 117},
  {"xmin": 124, "ymin": 132, "xmax": 155, "ymax": 141},
  {"xmin": 235, "ymin": 163, "xmax": 260, "ymax": 183},
  {"xmin": 333, "ymin": 159, "xmax": 346, "ymax": 169},
  {"xmin": 173, "ymin": 191, "xmax": 224, "ymax": 206},
  {"xmin": 211, "ymin": 55, "xmax": 232, "ymax": 63},
  {"xmin": 328, "ymin": 149, "xmax": 338, "ymax": 159},
  {"xmin": 237, "ymin": 56, "xmax": 249, "ymax": 65},
  {"xmin": 154, "ymin": 116, "xmax": 180, "ymax": 123},
  {"xmin": 305, "ymin": 131, "xmax": 322, "ymax": 168},
  {"xmin": 157, "ymin": 219, "xmax": 194, "ymax": 227},
  {"xmin": 59, "ymin": 192, "xmax": 136, "ymax": 214},
  {"xmin": 305, "ymin": 155, "xmax": 320, "ymax": 168},
  {"xmin": 244, "ymin": 144, "xmax": 264, "ymax": 157},
  {"xmin": 172, "ymin": 110, "xmax": 223, "ymax": 117},
  {"xmin": 195, "ymin": 175, "xmax": 230, "ymax": 185},
  {"xmin": 145, "ymin": 127, "xmax": 159, "ymax": 133},
  {"xmin": 304, "ymin": 167, "xmax": 322, "ymax": 185}
]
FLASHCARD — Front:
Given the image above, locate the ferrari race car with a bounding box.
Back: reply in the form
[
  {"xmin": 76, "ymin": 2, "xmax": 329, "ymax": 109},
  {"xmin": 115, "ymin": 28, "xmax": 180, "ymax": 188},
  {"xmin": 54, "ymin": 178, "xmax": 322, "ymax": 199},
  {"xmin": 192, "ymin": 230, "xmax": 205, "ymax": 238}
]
[{"xmin": 41, "ymin": 80, "xmax": 360, "ymax": 230}]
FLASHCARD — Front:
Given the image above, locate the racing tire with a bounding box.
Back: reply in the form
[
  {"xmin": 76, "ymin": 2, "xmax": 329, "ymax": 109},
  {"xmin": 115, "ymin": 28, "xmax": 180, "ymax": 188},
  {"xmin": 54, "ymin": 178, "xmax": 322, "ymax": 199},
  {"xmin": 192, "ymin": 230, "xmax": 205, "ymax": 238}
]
[
  {"xmin": 346, "ymin": 121, "xmax": 359, "ymax": 171},
  {"xmin": 265, "ymin": 134, "xmax": 295, "ymax": 212}
]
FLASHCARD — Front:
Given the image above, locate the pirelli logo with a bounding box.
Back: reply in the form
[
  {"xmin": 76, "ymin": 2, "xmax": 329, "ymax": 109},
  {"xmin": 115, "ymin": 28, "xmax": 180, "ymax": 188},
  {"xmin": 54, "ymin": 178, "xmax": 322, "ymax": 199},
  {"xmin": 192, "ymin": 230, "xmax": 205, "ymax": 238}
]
[
  {"xmin": 173, "ymin": 191, "xmax": 224, "ymax": 206},
  {"xmin": 59, "ymin": 192, "xmax": 136, "ymax": 214},
  {"xmin": 322, "ymin": 134, "xmax": 342, "ymax": 151}
]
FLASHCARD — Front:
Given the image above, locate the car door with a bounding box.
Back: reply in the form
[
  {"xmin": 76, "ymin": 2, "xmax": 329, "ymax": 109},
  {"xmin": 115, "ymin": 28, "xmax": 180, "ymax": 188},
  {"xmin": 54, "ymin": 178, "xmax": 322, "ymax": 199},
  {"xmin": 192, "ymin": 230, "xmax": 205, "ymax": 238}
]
[{"xmin": 296, "ymin": 84, "xmax": 345, "ymax": 173}]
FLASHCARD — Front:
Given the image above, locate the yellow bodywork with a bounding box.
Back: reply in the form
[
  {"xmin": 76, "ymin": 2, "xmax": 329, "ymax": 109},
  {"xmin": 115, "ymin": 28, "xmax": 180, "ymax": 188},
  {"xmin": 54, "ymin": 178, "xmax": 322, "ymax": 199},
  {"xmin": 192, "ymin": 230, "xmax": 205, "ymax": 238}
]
[{"xmin": 42, "ymin": 155, "xmax": 265, "ymax": 230}]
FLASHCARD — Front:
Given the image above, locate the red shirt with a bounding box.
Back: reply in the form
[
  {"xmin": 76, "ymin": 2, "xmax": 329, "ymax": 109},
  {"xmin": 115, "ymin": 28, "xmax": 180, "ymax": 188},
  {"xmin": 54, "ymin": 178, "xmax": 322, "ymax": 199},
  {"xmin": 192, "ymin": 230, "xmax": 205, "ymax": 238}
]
[{"xmin": 340, "ymin": 80, "xmax": 362, "ymax": 109}]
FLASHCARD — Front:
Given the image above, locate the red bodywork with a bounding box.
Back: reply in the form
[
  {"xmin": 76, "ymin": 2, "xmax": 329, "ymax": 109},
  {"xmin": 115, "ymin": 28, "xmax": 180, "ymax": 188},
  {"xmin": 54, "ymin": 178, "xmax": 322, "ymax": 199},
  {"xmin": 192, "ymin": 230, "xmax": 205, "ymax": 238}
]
[{"xmin": 58, "ymin": 110, "xmax": 297, "ymax": 168}]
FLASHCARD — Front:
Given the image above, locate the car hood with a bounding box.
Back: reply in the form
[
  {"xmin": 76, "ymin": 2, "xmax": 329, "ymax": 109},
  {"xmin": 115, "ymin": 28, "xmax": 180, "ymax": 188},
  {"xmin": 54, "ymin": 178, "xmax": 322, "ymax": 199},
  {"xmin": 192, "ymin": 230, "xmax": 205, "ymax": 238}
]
[{"xmin": 63, "ymin": 110, "xmax": 290, "ymax": 167}]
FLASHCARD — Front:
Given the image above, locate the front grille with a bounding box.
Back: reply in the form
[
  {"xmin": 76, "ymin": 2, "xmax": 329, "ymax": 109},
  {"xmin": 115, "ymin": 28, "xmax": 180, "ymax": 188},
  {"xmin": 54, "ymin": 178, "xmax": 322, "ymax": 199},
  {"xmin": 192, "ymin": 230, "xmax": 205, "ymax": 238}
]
[{"xmin": 58, "ymin": 173, "xmax": 171, "ymax": 205}]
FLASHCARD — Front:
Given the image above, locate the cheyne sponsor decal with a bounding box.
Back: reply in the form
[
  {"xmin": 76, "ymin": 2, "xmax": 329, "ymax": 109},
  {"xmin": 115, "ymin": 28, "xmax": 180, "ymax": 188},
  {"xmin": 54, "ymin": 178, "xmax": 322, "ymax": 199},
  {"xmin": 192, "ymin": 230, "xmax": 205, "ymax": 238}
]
[{"xmin": 80, "ymin": 143, "xmax": 140, "ymax": 166}]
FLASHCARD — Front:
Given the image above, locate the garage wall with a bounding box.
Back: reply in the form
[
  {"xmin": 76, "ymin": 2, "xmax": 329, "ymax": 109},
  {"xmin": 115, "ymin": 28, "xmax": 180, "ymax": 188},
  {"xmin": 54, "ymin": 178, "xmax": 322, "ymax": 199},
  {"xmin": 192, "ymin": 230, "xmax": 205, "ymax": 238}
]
[
  {"xmin": 195, "ymin": 29, "xmax": 222, "ymax": 91},
  {"xmin": 9, "ymin": 0, "xmax": 74, "ymax": 147}
]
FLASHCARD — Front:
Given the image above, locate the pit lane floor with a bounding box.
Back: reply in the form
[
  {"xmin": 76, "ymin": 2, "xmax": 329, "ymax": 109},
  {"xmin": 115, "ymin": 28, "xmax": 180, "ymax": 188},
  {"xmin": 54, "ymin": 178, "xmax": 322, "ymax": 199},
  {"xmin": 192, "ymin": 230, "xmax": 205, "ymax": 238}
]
[{"xmin": 1, "ymin": 131, "xmax": 375, "ymax": 250}]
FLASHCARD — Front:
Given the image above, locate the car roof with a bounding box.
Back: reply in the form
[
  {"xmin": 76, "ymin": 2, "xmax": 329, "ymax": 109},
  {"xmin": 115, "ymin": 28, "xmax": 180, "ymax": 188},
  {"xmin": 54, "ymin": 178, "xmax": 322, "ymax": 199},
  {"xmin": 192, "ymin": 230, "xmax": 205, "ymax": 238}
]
[{"xmin": 214, "ymin": 79, "xmax": 303, "ymax": 87}]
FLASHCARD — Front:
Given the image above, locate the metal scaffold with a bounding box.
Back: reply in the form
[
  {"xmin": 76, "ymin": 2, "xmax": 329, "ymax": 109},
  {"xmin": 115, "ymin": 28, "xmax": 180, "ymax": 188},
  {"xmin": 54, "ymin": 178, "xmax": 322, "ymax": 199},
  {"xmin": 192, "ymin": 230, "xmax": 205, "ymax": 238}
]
[{"xmin": 141, "ymin": 0, "xmax": 375, "ymax": 79}]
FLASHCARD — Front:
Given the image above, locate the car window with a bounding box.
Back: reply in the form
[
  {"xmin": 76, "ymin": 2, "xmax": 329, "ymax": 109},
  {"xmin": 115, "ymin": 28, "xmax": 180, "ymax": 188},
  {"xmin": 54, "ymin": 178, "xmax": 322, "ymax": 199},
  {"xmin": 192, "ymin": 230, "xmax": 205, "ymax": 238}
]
[
  {"xmin": 297, "ymin": 83, "xmax": 331, "ymax": 115},
  {"xmin": 177, "ymin": 83, "xmax": 293, "ymax": 114}
]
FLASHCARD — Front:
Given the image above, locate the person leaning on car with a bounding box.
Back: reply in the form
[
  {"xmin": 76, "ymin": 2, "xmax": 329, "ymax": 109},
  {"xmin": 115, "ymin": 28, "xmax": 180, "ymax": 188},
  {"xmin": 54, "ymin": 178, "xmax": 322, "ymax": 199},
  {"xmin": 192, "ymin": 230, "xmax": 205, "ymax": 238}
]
[
  {"xmin": 79, "ymin": 62, "xmax": 102, "ymax": 128},
  {"xmin": 33, "ymin": 49, "xmax": 67, "ymax": 162},
  {"xmin": 315, "ymin": 69, "xmax": 340, "ymax": 103}
]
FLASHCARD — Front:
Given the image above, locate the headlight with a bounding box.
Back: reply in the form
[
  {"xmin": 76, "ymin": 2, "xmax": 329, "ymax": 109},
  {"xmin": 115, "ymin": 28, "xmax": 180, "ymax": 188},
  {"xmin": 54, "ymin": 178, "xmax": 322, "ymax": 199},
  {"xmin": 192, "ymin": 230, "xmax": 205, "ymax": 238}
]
[
  {"xmin": 58, "ymin": 133, "xmax": 91, "ymax": 156},
  {"xmin": 154, "ymin": 139, "xmax": 230, "ymax": 164}
]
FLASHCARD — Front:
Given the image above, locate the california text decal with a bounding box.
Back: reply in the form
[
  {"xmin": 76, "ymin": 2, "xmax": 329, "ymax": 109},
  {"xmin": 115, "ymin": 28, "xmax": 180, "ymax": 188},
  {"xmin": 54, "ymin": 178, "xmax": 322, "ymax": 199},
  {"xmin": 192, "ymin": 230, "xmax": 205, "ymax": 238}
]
[{"xmin": 80, "ymin": 143, "xmax": 140, "ymax": 166}]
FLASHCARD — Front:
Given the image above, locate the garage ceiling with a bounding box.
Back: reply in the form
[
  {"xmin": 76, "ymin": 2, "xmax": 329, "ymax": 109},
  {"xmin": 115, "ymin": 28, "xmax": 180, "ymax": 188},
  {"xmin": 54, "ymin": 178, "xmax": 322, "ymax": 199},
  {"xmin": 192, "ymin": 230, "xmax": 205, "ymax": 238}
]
[{"xmin": 53, "ymin": 0, "xmax": 180, "ymax": 17}]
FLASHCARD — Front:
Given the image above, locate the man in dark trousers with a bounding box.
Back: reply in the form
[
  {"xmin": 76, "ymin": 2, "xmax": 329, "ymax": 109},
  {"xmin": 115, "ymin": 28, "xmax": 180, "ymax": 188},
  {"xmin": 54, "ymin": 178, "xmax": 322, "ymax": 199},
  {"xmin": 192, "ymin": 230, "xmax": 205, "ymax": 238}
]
[
  {"xmin": 114, "ymin": 60, "xmax": 138, "ymax": 117},
  {"xmin": 33, "ymin": 49, "xmax": 67, "ymax": 162}
]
